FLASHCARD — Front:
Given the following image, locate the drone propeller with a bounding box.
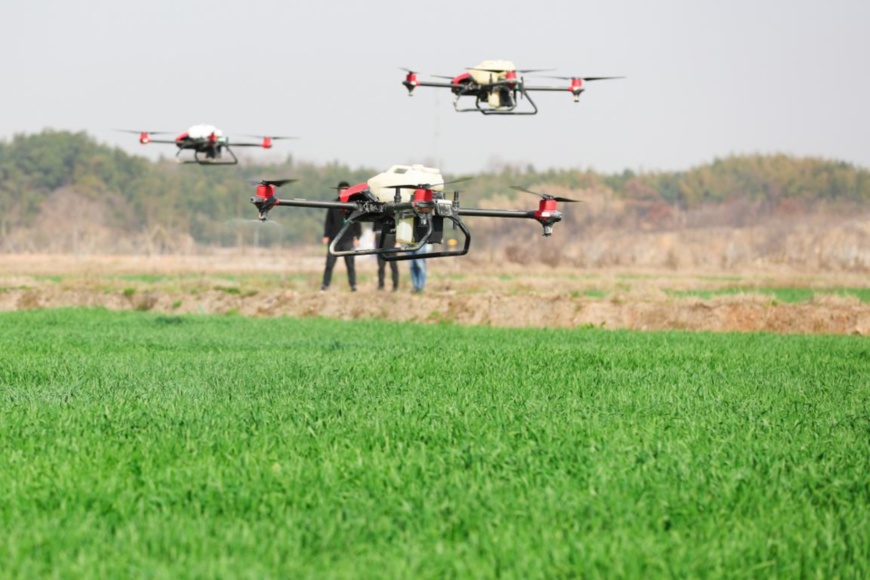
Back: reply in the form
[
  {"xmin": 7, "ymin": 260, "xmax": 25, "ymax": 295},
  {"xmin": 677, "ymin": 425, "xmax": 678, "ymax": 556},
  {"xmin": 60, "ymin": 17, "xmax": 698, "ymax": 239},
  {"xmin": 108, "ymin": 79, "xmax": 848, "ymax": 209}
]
[
  {"xmin": 511, "ymin": 185, "xmax": 582, "ymax": 203},
  {"xmin": 115, "ymin": 129, "xmax": 174, "ymax": 135},
  {"xmin": 540, "ymin": 75, "xmax": 625, "ymax": 82},
  {"xmin": 467, "ymin": 67, "xmax": 554, "ymax": 74},
  {"xmin": 248, "ymin": 178, "xmax": 297, "ymax": 188},
  {"xmin": 387, "ymin": 177, "xmax": 473, "ymax": 190},
  {"xmin": 516, "ymin": 68, "xmax": 555, "ymax": 74},
  {"xmin": 239, "ymin": 134, "xmax": 298, "ymax": 140},
  {"xmin": 225, "ymin": 217, "xmax": 283, "ymax": 228}
]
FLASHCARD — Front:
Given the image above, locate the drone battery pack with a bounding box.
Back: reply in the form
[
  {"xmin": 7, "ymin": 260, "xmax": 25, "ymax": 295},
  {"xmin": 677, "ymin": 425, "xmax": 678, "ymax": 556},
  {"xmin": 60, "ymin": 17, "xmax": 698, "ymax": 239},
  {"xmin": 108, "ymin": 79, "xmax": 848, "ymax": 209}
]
[{"xmin": 415, "ymin": 217, "xmax": 443, "ymax": 244}]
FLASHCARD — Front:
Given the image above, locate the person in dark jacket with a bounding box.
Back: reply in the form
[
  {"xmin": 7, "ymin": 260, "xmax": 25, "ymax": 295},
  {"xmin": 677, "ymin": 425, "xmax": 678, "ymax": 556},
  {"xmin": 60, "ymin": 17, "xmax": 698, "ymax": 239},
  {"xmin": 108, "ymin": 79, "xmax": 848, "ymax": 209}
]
[
  {"xmin": 321, "ymin": 181, "xmax": 362, "ymax": 292},
  {"xmin": 374, "ymin": 223, "xmax": 399, "ymax": 292}
]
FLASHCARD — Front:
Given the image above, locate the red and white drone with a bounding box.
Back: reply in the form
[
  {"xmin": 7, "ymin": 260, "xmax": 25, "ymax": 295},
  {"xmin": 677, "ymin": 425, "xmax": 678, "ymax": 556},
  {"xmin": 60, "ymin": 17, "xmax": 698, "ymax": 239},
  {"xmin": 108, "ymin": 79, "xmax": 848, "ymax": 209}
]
[
  {"xmin": 119, "ymin": 124, "xmax": 295, "ymax": 165},
  {"xmin": 402, "ymin": 59, "xmax": 623, "ymax": 115},
  {"xmin": 249, "ymin": 164, "xmax": 581, "ymax": 261}
]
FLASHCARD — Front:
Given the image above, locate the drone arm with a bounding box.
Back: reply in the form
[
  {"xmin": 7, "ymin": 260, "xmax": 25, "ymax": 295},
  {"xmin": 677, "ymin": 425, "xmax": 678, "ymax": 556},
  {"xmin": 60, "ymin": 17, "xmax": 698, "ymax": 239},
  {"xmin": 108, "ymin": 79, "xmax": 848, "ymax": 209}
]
[
  {"xmin": 410, "ymin": 80, "xmax": 464, "ymax": 90},
  {"xmin": 524, "ymin": 77, "xmax": 624, "ymax": 91},
  {"xmin": 521, "ymin": 85, "xmax": 574, "ymax": 92},
  {"xmin": 457, "ymin": 208, "xmax": 536, "ymax": 219},
  {"xmin": 250, "ymin": 195, "xmax": 358, "ymax": 221},
  {"xmin": 458, "ymin": 207, "xmax": 563, "ymax": 236},
  {"xmin": 271, "ymin": 198, "xmax": 359, "ymax": 211}
]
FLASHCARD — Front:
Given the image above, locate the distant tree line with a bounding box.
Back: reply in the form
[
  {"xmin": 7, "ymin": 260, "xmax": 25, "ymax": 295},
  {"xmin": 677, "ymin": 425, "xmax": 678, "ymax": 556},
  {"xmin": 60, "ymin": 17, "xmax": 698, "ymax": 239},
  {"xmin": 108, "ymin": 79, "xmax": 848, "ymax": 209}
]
[{"xmin": 1, "ymin": 130, "xmax": 868, "ymax": 250}]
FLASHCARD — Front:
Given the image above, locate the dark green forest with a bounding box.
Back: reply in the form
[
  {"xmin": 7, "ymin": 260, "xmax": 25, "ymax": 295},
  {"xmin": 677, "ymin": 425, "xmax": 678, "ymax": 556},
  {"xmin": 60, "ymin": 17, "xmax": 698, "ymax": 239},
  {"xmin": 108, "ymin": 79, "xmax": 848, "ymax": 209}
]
[{"xmin": 1, "ymin": 130, "xmax": 869, "ymax": 250}]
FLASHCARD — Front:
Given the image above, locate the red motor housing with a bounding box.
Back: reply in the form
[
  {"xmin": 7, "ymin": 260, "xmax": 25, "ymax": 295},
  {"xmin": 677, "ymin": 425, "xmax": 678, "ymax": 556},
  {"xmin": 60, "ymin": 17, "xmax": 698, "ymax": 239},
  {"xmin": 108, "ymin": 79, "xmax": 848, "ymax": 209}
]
[
  {"xmin": 534, "ymin": 198, "xmax": 558, "ymax": 220},
  {"xmin": 505, "ymin": 70, "xmax": 518, "ymax": 89},
  {"xmin": 570, "ymin": 78, "xmax": 584, "ymax": 102},
  {"xmin": 261, "ymin": 136, "xmax": 273, "ymax": 149},
  {"xmin": 404, "ymin": 71, "xmax": 418, "ymax": 95},
  {"xmin": 139, "ymin": 132, "xmax": 150, "ymax": 144},
  {"xmin": 255, "ymin": 183, "xmax": 276, "ymax": 201},
  {"xmin": 413, "ymin": 188, "xmax": 434, "ymax": 212}
]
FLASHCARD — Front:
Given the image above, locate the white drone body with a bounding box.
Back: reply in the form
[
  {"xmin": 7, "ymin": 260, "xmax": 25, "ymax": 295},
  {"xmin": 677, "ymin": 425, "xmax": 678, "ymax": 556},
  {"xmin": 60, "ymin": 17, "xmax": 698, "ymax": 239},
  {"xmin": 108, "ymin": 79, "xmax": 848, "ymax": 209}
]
[
  {"xmin": 467, "ymin": 59, "xmax": 516, "ymax": 84},
  {"xmin": 367, "ymin": 164, "xmax": 443, "ymax": 203},
  {"xmin": 186, "ymin": 124, "xmax": 227, "ymax": 142},
  {"xmin": 367, "ymin": 164, "xmax": 444, "ymax": 245},
  {"xmin": 469, "ymin": 60, "xmax": 517, "ymax": 108}
]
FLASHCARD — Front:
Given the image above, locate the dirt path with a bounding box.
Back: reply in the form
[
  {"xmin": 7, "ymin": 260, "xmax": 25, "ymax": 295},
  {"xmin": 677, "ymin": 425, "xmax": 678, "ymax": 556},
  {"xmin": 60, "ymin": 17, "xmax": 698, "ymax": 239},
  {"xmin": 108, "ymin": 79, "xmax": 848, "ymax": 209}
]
[{"xmin": 2, "ymin": 253, "xmax": 869, "ymax": 334}]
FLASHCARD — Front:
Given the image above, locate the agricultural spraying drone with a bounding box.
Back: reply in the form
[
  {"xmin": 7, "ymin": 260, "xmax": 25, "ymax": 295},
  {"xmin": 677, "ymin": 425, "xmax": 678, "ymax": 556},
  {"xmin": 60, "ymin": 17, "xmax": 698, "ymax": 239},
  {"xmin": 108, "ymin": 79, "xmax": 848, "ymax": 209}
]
[
  {"xmin": 249, "ymin": 164, "xmax": 580, "ymax": 261},
  {"xmin": 402, "ymin": 59, "xmax": 623, "ymax": 115},
  {"xmin": 118, "ymin": 124, "xmax": 295, "ymax": 165}
]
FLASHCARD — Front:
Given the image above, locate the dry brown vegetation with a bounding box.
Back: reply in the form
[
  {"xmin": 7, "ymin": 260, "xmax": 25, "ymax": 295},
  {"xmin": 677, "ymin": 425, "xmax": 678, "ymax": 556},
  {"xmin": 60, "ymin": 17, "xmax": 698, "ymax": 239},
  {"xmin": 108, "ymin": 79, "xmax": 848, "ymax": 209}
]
[{"xmin": 2, "ymin": 249, "xmax": 869, "ymax": 335}]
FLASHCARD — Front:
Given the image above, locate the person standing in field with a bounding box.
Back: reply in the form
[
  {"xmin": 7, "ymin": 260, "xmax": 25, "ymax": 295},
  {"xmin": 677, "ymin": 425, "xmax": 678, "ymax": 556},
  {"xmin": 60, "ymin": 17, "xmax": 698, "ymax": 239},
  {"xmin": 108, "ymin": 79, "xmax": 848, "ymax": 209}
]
[
  {"xmin": 409, "ymin": 244, "xmax": 429, "ymax": 293},
  {"xmin": 374, "ymin": 223, "xmax": 399, "ymax": 292},
  {"xmin": 321, "ymin": 181, "xmax": 361, "ymax": 292}
]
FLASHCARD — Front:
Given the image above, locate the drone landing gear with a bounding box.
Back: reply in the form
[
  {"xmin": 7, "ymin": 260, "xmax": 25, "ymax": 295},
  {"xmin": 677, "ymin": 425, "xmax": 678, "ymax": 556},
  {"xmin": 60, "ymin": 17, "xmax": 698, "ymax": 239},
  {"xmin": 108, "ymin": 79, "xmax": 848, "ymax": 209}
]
[
  {"xmin": 451, "ymin": 85, "xmax": 539, "ymax": 115},
  {"xmin": 178, "ymin": 146, "xmax": 240, "ymax": 165},
  {"xmin": 329, "ymin": 213, "xmax": 472, "ymax": 262},
  {"xmin": 477, "ymin": 86, "xmax": 539, "ymax": 116}
]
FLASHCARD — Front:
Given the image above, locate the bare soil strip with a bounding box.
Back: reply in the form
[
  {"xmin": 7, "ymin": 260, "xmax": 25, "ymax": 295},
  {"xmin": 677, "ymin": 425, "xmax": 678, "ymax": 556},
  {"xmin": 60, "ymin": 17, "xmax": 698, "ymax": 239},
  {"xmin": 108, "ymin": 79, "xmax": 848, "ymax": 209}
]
[{"xmin": 2, "ymin": 254, "xmax": 869, "ymax": 334}]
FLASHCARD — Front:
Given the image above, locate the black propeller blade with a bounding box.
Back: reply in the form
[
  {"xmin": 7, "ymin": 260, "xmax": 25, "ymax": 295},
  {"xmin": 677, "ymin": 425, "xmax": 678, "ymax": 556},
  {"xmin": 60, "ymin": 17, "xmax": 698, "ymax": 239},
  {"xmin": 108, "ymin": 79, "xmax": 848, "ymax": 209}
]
[
  {"xmin": 115, "ymin": 129, "xmax": 174, "ymax": 135},
  {"xmin": 248, "ymin": 178, "xmax": 297, "ymax": 188},
  {"xmin": 467, "ymin": 67, "xmax": 553, "ymax": 74},
  {"xmin": 387, "ymin": 177, "xmax": 473, "ymax": 190},
  {"xmin": 511, "ymin": 186, "xmax": 582, "ymax": 203},
  {"xmin": 540, "ymin": 75, "xmax": 625, "ymax": 82},
  {"xmin": 239, "ymin": 134, "xmax": 298, "ymax": 140},
  {"xmin": 225, "ymin": 218, "xmax": 283, "ymax": 228}
]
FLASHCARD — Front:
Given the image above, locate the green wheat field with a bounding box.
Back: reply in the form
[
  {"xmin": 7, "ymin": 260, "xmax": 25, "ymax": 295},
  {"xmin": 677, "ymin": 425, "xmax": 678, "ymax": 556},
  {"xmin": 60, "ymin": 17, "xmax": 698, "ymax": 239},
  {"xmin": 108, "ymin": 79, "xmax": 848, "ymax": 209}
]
[{"xmin": 1, "ymin": 309, "xmax": 869, "ymax": 577}]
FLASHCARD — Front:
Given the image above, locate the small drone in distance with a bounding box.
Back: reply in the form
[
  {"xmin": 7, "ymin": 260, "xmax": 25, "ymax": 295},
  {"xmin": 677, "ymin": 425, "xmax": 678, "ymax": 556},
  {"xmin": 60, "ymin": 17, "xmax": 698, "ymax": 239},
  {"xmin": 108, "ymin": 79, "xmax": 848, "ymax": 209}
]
[
  {"xmin": 402, "ymin": 59, "xmax": 623, "ymax": 115},
  {"xmin": 118, "ymin": 124, "xmax": 296, "ymax": 165},
  {"xmin": 248, "ymin": 164, "xmax": 581, "ymax": 261}
]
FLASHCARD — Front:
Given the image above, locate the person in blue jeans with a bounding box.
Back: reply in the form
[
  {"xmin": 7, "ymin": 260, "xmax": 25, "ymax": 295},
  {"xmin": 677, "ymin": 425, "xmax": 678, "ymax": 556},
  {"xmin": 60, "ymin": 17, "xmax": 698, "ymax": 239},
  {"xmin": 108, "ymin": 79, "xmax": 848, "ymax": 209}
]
[{"xmin": 409, "ymin": 244, "xmax": 429, "ymax": 293}]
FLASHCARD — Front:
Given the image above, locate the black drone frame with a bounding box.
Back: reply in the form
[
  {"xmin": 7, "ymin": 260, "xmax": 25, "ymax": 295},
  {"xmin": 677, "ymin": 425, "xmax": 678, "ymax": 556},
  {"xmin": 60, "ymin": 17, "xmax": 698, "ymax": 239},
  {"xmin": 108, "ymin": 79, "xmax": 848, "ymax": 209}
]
[
  {"xmin": 250, "ymin": 182, "xmax": 569, "ymax": 262},
  {"xmin": 119, "ymin": 130, "xmax": 295, "ymax": 166},
  {"xmin": 460, "ymin": 80, "xmax": 539, "ymax": 116},
  {"xmin": 181, "ymin": 145, "xmax": 239, "ymax": 166},
  {"xmin": 404, "ymin": 68, "xmax": 624, "ymax": 116},
  {"xmin": 404, "ymin": 72, "xmax": 539, "ymax": 116}
]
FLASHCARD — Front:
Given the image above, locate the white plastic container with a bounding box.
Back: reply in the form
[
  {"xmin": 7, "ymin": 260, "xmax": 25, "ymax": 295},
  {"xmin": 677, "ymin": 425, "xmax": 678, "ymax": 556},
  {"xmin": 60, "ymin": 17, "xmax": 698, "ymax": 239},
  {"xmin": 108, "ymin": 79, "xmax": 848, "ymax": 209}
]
[
  {"xmin": 467, "ymin": 60, "xmax": 516, "ymax": 85},
  {"xmin": 395, "ymin": 218, "xmax": 415, "ymax": 245},
  {"xmin": 367, "ymin": 164, "xmax": 443, "ymax": 203}
]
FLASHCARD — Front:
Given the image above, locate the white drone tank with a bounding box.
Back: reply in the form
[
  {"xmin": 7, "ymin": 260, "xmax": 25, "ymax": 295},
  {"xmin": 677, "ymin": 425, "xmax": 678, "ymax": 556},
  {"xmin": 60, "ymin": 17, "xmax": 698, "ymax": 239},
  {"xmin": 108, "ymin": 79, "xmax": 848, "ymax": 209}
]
[
  {"xmin": 367, "ymin": 164, "xmax": 443, "ymax": 203},
  {"xmin": 367, "ymin": 164, "xmax": 444, "ymax": 245},
  {"xmin": 187, "ymin": 124, "xmax": 223, "ymax": 139},
  {"xmin": 467, "ymin": 59, "xmax": 516, "ymax": 85}
]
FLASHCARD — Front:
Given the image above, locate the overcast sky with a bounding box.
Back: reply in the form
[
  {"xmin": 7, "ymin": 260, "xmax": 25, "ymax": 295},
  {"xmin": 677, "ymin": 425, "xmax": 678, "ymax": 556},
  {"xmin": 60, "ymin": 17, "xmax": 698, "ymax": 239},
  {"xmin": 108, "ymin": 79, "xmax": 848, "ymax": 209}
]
[{"xmin": 1, "ymin": 0, "xmax": 868, "ymax": 175}]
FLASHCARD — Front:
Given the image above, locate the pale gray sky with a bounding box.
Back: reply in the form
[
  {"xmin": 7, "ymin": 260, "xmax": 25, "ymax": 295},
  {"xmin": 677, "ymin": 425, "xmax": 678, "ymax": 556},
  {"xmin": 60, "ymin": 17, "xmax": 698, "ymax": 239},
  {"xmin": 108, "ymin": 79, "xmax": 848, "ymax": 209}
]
[{"xmin": 1, "ymin": 0, "xmax": 868, "ymax": 174}]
